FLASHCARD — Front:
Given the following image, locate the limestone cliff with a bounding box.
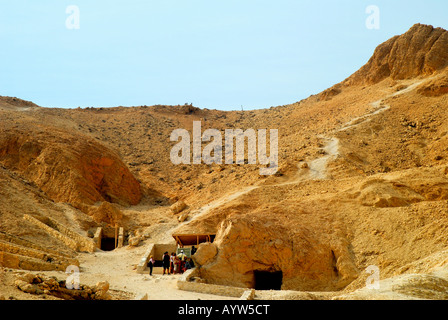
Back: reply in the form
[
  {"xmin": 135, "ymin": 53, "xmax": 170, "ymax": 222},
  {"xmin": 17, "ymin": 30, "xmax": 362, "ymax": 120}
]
[
  {"xmin": 0, "ymin": 127, "xmax": 142, "ymax": 208},
  {"xmin": 346, "ymin": 23, "xmax": 448, "ymax": 85}
]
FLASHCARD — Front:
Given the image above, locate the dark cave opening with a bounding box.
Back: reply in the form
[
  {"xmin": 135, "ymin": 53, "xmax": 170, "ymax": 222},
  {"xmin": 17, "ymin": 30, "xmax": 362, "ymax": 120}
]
[
  {"xmin": 253, "ymin": 270, "xmax": 283, "ymax": 290},
  {"xmin": 100, "ymin": 237, "xmax": 116, "ymax": 251}
]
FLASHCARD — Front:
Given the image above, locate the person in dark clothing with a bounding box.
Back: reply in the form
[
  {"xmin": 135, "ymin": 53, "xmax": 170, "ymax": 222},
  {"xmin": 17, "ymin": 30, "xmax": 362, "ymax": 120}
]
[
  {"xmin": 162, "ymin": 252, "xmax": 171, "ymax": 275},
  {"xmin": 185, "ymin": 258, "xmax": 193, "ymax": 271}
]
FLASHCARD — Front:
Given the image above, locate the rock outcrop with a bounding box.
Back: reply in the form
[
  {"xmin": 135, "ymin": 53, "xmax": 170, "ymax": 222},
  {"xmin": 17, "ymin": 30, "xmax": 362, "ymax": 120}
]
[
  {"xmin": 0, "ymin": 127, "xmax": 142, "ymax": 207},
  {"xmin": 346, "ymin": 24, "xmax": 448, "ymax": 85},
  {"xmin": 87, "ymin": 202, "xmax": 124, "ymax": 225},
  {"xmin": 193, "ymin": 213, "xmax": 359, "ymax": 291},
  {"xmin": 15, "ymin": 273, "xmax": 112, "ymax": 300}
]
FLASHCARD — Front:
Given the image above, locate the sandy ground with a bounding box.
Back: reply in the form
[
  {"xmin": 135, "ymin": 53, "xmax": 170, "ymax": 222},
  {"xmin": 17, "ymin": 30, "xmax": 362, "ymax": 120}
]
[
  {"xmin": 0, "ymin": 243, "xmax": 238, "ymax": 300},
  {"xmin": 68, "ymin": 244, "xmax": 237, "ymax": 300}
]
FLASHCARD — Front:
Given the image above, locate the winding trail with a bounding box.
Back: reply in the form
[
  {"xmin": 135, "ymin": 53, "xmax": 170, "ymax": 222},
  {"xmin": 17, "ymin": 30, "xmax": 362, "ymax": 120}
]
[
  {"xmin": 306, "ymin": 78, "xmax": 427, "ymax": 180},
  {"xmin": 181, "ymin": 78, "xmax": 428, "ymax": 225}
]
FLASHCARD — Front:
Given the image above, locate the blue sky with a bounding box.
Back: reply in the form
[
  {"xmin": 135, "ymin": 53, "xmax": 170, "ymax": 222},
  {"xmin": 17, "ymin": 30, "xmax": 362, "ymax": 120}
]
[{"xmin": 0, "ymin": 1, "xmax": 447, "ymax": 111}]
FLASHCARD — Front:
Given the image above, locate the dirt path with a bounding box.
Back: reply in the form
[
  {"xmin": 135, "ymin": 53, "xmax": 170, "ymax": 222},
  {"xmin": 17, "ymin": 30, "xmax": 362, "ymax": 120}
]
[
  {"xmin": 307, "ymin": 137, "xmax": 340, "ymax": 180},
  {"xmin": 306, "ymin": 78, "xmax": 428, "ymax": 180},
  {"xmin": 59, "ymin": 245, "xmax": 237, "ymax": 300}
]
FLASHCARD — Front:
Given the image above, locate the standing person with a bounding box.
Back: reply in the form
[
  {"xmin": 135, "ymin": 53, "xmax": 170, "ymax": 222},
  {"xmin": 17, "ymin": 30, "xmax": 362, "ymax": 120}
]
[
  {"xmin": 162, "ymin": 252, "xmax": 170, "ymax": 275},
  {"xmin": 170, "ymin": 252, "xmax": 175, "ymax": 275},
  {"xmin": 148, "ymin": 255, "xmax": 155, "ymax": 276},
  {"xmin": 177, "ymin": 250, "xmax": 186, "ymax": 261},
  {"xmin": 177, "ymin": 250, "xmax": 186, "ymax": 274},
  {"xmin": 173, "ymin": 255, "xmax": 180, "ymax": 274}
]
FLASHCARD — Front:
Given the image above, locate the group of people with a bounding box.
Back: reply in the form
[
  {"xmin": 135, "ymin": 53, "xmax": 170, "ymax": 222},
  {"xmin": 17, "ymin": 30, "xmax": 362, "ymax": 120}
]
[{"xmin": 147, "ymin": 249, "xmax": 195, "ymax": 276}]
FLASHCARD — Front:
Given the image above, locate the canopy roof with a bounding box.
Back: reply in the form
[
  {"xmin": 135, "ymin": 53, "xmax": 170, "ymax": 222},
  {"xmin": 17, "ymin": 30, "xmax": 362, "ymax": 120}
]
[{"xmin": 172, "ymin": 234, "xmax": 216, "ymax": 247}]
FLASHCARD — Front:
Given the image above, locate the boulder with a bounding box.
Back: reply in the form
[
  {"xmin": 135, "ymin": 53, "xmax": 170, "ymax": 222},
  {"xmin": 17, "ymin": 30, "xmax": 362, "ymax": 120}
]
[
  {"xmin": 178, "ymin": 212, "xmax": 189, "ymax": 223},
  {"xmin": 128, "ymin": 234, "xmax": 141, "ymax": 247},
  {"xmin": 171, "ymin": 201, "xmax": 187, "ymax": 214},
  {"xmin": 94, "ymin": 281, "xmax": 111, "ymax": 300},
  {"xmin": 192, "ymin": 242, "xmax": 218, "ymax": 267},
  {"xmin": 15, "ymin": 279, "xmax": 38, "ymax": 294},
  {"xmin": 17, "ymin": 273, "xmax": 42, "ymax": 284}
]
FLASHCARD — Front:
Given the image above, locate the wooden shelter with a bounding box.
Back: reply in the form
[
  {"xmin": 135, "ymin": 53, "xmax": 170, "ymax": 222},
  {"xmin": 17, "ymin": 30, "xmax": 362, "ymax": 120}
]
[{"xmin": 172, "ymin": 234, "xmax": 216, "ymax": 248}]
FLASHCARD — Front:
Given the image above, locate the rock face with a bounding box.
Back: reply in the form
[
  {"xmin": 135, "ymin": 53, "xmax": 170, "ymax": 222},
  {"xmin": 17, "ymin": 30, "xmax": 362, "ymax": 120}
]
[
  {"xmin": 88, "ymin": 202, "xmax": 124, "ymax": 225},
  {"xmin": 347, "ymin": 24, "xmax": 448, "ymax": 85},
  {"xmin": 193, "ymin": 214, "xmax": 359, "ymax": 291},
  {"xmin": 0, "ymin": 128, "xmax": 142, "ymax": 207}
]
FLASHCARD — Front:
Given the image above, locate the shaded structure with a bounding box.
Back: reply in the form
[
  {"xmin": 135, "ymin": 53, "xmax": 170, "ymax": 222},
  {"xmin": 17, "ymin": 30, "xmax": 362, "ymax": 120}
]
[
  {"xmin": 172, "ymin": 234, "xmax": 216, "ymax": 248},
  {"xmin": 93, "ymin": 226, "xmax": 124, "ymax": 251}
]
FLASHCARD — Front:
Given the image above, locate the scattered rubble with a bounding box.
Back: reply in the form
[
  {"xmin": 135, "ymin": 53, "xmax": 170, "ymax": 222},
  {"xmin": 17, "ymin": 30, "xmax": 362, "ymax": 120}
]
[{"xmin": 14, "ymin": 273, "xmax": 112, "ymax": 300}]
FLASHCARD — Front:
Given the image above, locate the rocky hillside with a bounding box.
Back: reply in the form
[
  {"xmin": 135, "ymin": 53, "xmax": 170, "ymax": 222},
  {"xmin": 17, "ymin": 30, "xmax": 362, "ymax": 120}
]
[{"xmin": 1, "ymin": 23, "xmax": 448, "ymax": 299}]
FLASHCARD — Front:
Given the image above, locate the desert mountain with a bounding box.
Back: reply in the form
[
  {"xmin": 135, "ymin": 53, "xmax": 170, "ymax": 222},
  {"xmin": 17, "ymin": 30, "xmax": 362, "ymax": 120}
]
[{"xmin": 1, "ymin": 23, "xmax": 448, "ymax": 299}]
